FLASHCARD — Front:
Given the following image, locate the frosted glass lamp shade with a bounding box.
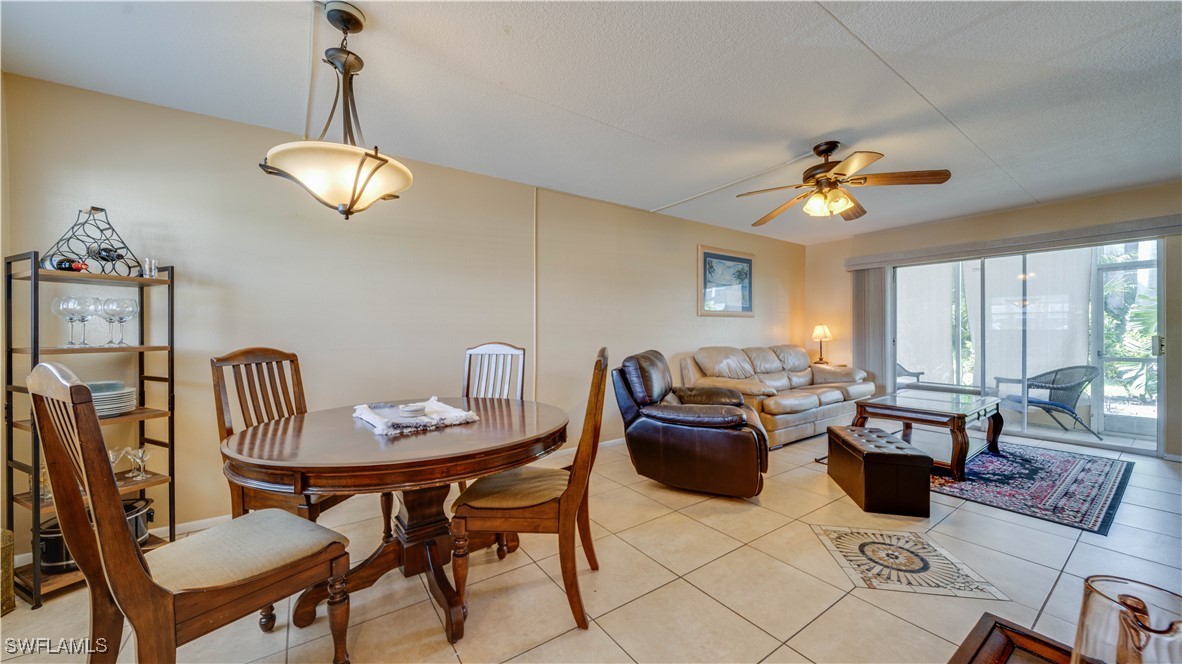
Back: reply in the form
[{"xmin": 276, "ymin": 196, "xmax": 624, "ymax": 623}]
[
  {"xmin": 802, "ymin": 191, "xmax": 830, "ymax": 216},
  {"xmin": 826, "ymin": 188, "xmax": 854, "ymax": 214},
  {"xmin": 812, "ymin": 324, "xmax": 833, "ymax": 341},
  {"xmin": 261, "ymin": 141, "xmax": 413, "ymax": 218}
]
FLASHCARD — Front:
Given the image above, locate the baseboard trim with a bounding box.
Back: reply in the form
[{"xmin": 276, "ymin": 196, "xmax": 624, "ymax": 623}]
[
  {"xmin": 1165, "ymin": 453, "xmax": 1182, "ymax": 463},
  {"xmin": 12, "ymin": 440, "xmax": 631, "ymax": 567}
]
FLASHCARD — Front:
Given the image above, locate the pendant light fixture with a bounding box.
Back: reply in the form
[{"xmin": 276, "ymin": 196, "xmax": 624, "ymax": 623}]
[{"xmin": 260, "ymin": 2, "xmax": 412, "ymax": 219}]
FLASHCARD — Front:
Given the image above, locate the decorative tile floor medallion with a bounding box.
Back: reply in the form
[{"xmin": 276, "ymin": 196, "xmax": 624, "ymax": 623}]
[{"xmin": 812, "ymin": 525, "xmax": 1008, "ymax": 600}]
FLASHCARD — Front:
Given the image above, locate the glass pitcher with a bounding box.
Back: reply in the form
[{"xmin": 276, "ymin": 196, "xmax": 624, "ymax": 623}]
[{"xmin": 1073, "ymin": 575, "xmax": 1182, "ymax": 664}]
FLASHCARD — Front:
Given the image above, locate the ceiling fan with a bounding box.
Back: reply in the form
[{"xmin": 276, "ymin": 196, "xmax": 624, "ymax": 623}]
[{"xmin": 738, "ymin": 141, "xmax": 951, "ymax": 227}]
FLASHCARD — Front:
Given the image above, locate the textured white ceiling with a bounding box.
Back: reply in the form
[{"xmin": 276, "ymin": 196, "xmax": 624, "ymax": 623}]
[{"xmin": 2, "ymin": 1, "xmax": 1179, "ymax": 244}]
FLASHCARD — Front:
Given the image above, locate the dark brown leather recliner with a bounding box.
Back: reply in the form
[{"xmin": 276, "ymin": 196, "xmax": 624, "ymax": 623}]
[{"xmin": 612, "ymin": 350, "xmax": 769, "ymax": 498}]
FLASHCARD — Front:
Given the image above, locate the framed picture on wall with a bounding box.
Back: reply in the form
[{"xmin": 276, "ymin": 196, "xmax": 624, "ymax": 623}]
[{"xmin": 698, "ymin": 245, "xmax": 754, "ymax": 317}]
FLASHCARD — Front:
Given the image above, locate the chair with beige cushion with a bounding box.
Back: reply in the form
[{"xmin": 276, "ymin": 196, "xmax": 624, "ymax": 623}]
[
  {"xmin": 450, "ymin": 348, "xmax": 608, "ymax": 632},
  {"xmin": 30, "ymin": 362, "xmax": 351, "ymax": 664}
]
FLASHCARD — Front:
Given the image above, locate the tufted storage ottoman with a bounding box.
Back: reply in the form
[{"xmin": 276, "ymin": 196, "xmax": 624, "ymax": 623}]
[{"xmin": 827, "ymin": 426, "xmax": 932, "ymax": 517}]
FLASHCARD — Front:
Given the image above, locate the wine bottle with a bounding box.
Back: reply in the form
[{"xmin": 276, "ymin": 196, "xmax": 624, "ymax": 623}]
[
  {"xmin": 41, "ymin": 256, "xmax": 89, "ymax": 271},
  {"xmin": 87, "ymin": 243, "xmax": 124, "ymax": 262}
]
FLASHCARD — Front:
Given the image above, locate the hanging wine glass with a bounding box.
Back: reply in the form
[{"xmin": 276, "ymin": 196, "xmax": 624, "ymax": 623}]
[
  {"xmin": 101, "ymin": 299, "xmax": 121, "ymax": 346},
  {"xmin": 51, "ymin": 297, "xmax": 79, "ymax": 346},
  {"xmin": 72, "ymin": 297, "xmax": 103, "ymax": 347},
  {"xmin": 112, "ymin": 298, "xmax": 139, "ymax": 346},
  {"xmin": 124, "ymin": 446, "xmax": 151, "ymax": 480}
]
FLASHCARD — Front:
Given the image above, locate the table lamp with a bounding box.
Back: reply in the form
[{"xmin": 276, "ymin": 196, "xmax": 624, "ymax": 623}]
[{"xmin": 812, "ymin": 324, "xmax": 833, "ymax": 364}]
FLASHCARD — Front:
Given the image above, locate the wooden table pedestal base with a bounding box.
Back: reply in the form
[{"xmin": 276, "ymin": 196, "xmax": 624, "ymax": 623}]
[{"xmin": 292, "ymin": 486, "xmax": 514, "ymax": 642}]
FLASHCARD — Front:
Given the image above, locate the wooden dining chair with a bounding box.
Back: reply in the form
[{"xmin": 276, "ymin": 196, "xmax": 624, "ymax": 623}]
[
  {"xmin": 462, "ymin": 342, "xmax": 526, "ymax": 400},
  {"xmin": 450, "ymin": 347, "xmax": 608, "ymax": 630},
  {"xmin": 210, "ymin": 347, "xmax": 352, "ymax": 521},
  {"xmin": 458, "ymin": 342, "xmax": 527, "ymax": 498},
  {"xmin": 29, "ymin": 362, "xmax": 351, "ymax": 664}
]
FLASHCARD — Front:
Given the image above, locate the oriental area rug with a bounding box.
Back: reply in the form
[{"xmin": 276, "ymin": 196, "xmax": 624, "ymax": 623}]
[{"xmin": 930, "ymin": 441, "xmax": 1133, "ymax": 535}]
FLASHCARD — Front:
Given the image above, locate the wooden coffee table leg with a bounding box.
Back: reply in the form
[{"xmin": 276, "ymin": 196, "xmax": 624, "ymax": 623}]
[
  {"xmin": 901, "ymin": 422, "xmax": 913, "ymax": 442},
  {"xmin": 852, "ymin": 407, "xmax": 869, "ymax": 427},
  {"xmin": 987, "ymin": 409, "xmax": 1004, "ymax": 454},
  {"xmin": 950, "ymin": 421, "xmax": 969, "ymax": 481}
]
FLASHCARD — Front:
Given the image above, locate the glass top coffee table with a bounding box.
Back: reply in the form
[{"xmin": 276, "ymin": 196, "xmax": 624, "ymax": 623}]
[{"xmin": 852, "ymin": 389, "xmax": 1004, "ymax": 480}]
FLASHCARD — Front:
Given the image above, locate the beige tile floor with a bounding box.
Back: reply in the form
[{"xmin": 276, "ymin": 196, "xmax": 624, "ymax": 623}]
[{"xmin": 2, "ymin": 436, "xmax": 1178, "ymax": 664}]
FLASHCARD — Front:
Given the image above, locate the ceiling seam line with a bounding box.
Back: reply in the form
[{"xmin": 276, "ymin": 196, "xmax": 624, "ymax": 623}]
[
  {"xmin": 648, "ymin": 150, "xmax": 816, "ymax": 212},
  {"xmin": 815, "ymin": 1, "xmax": 1043, "ymax": 205}
]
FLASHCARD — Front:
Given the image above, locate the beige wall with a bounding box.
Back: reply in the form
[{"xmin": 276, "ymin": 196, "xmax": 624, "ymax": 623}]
[
  {"xmin": 536, "ymin": 190, "xmax": 805, "ymax": 442},
  {"xmin": 804, "ymin": 182, "xmax": 1182, "ymax": 456},
  {"xmin": 0, "ymin": 74, "xmax": 805, "ymax": 550}
]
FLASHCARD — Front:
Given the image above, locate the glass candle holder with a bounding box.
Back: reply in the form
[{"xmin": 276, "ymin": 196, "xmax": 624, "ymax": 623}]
[{"xmin": 1073, "ymin": 575, "xmax": 1182, "ymax": 664}]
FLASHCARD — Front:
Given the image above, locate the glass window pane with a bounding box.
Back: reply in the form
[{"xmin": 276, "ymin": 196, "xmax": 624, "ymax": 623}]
[
  {"xmin": 982, "ymin": 256, "xmax": 1024, "ymax": 414},
  {"xmin": 1098, "ymin": 240, "xmax": 1156, "ymax": 263},
  {"xmin": 896, "ymin": 262, "xmax": 976, "ymax": 389}
]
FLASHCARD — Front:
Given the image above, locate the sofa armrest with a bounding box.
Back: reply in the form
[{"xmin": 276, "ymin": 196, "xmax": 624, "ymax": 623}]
[
  {"xmin": 672, "ymin": 386, "xmax": 744, "ymax": 406},
  {"xmin": 812, "ymin": 364, "xmax": 867, "ymax": 384},
  {"xmin": 639, "ymin": 404, "xmax": 747, "ymax": 428},
  {"xmin": 693, "ymin": 376, "xmax": 778, "ymax": 396}
]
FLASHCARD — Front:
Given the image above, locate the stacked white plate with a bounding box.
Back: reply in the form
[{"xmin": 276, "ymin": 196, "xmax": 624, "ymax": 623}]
[{"xmin": 89, "ymin": 383, "xmax": 137, "ymax": 418}]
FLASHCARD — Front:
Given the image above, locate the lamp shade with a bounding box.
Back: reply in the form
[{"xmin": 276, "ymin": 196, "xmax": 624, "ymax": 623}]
[
  {"xmin": 802, "ymin": 191, "xmax": 830, "ymax": 216},
  {"xmin": 261, "ymin": 141, "xmax": 413, "ymax": 218},
  {"xmin": 826, "ymin": 188, "xmax": 854, "ymax": 214},
  {"xmin": 812, "ymin": 324, "xmax": 833, "ymax": 341}
]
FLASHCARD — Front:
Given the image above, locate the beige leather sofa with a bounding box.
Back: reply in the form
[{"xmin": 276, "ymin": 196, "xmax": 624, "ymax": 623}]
[{"xmin": 680, "ymin": 345, "xmax": 875, "ymax": 448}]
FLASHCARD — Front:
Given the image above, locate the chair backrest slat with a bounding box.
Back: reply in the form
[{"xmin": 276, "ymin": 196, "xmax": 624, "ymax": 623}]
[
  {"xmin": 29, "ymin": 363, "xmax": 160, "ymax": 609},
  {"xmin": 231, "ymin": 365, "xmax": 255, "ymax": 430},
  {"xmin": 565, "ymin": 348, "xmax": 609, "ymax": 504},
  {"xmin": 265, "ymin": 363, "xmax": 286, "ymax": 417},
  {"xmin": 275, "ymin": 362, "xmax": 295, "ymax": 415},
  {"xmin": 211, "ymin": 347, "xmax": 308, "ymax": 440},
  {"xmin": 463, "ymin": 342, "xmax": 525, "ymax": 400}
]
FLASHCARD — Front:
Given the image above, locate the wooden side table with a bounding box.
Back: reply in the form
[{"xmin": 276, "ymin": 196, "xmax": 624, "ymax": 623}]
[{"xmin": 949, "ymin": 613, "xmax": 1072, "ymax": 663}]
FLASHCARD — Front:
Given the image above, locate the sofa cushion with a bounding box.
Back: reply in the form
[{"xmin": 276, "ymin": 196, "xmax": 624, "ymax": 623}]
[
  {"xmin": 770, "ymin": 345, "xmax": 811, "ymax": 372},
  {"xmin": 788, "ymin": 368, "xmax": 813, "ymax": 388},
  {"xmin": 758, "ymin": 370, "xmax": 791, "ymax": 391},
  {"xmin": 743, "ymin": 347, "xmax": 784, "ymax": 373},
  {"xmin": 695, "ymin": 376, "xmax": 777, "ymax": 396},
  {"xmin": 760, "ymin": 400, "xmax": 857, "ymax": 432},
  {"xmin": 761, "ymin": 391, "xmax": 821, "ymax": 415},
  {"xmin": 694, "ymin": 347, "xmax": 755, "ymax": 379},
  {"xmin": 828, "ymin": 381, "xmax": 876, "ymax": 401},
  {"xmin": 793, "ymin": 385, "xmax": 844, "ymax": 406}
]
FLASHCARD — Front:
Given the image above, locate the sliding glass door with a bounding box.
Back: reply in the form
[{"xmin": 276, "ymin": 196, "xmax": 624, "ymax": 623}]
[
  {"xmin": 893, "ymin": 240, "xmax": 1162, "ymax": 452},
  {"xmin": 1093, "ymin": 242, "xmax": 1160, "ymax": 443}
]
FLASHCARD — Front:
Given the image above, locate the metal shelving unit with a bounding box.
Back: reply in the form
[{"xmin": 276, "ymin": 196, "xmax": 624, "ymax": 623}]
[{"xmin": 3, "ymin": 252, "xmax": 175, "ymax": 607}]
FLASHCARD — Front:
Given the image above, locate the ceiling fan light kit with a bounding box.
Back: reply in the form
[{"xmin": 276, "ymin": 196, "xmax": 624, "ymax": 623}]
[
  {"xmin": 260, "ymin": 1, "xmax": 412, "ymax": 219},
  {"xmin": 741, "ymin": 141, "xmax": 951, "ymax": 227}
]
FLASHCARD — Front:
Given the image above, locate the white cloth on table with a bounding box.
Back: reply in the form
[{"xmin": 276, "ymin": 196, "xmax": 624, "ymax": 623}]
[{"xmin": 353, "ymin": 397, "xmax": 479, "ymax": 436}]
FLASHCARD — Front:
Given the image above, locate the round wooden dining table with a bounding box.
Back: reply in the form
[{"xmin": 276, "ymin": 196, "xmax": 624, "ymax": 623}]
[{"xmin": 220, "ymin": 397, "xmax": 568, "ymax": 643}]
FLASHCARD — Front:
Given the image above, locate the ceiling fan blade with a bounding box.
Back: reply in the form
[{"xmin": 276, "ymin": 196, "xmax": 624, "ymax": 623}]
[
  {"xmin": 829, "ymin": 151, "xmax": 883, "ymax": 179},
  {"xmin": 839, "ymin": 190, "xmax": 866, "ymax": 221},
  {"xmin": 752, "ymin": 191, "xmax": 811, "ymax": 227},
  {"xmin": 737, "ymin": 183, "xmax": 807, "ymax": 198},
  {"xmin": 850, "ymin": 170, "xmax": 951, "ymax": 186}
]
